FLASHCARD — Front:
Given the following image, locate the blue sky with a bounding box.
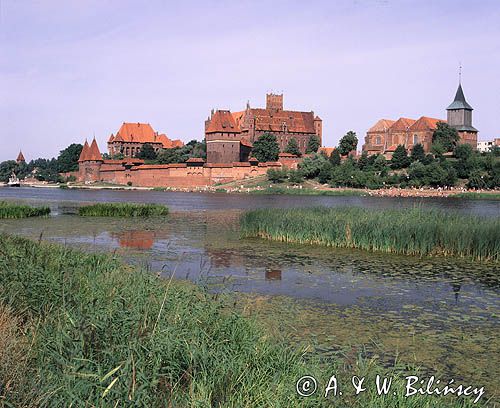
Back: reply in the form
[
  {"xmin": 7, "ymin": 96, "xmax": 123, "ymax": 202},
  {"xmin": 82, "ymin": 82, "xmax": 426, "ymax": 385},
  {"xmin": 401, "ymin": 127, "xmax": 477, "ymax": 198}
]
[{"xmin": 1, "ymin": 0, "xmax": 499, "ymax": 161}]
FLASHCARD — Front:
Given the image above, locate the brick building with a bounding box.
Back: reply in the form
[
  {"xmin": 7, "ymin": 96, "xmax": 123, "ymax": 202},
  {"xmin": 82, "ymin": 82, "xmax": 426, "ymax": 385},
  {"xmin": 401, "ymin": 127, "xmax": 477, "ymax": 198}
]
[
  {"xmin": 107, "ymin": 122, "xmax": 183, "ymax": 158},
  {"xmin": 362, "ymin": 81, "xmax": 478, "ymax": 158},
  {"xmin": 205, "ymin": 93, "xmax": 322, "ymax": 163}
]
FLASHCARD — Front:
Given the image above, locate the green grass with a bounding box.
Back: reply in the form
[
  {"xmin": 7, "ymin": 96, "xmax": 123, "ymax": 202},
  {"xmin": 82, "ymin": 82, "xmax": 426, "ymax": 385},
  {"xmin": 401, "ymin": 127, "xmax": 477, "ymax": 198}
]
[
  {"xmin": 0, "ymin": 234, "xmax": 488, "ymax": 406},
  {"xmin": 451, "ymin": 192, "xmax": 500, "ymax": 200},
  {"xmin": 241, "ymin": 207, "xmax": 500, "ymax": 261},
  {"xmin": 0, "ymin": 201, "xmax": 50, "ymax": 219},
  {"xmin": 249, "ymin": 186, "xmax": 366, "ymax": 196},
  {"xmin": 78, "ymin": 202, "xmax": 169, "ymax": 217}
]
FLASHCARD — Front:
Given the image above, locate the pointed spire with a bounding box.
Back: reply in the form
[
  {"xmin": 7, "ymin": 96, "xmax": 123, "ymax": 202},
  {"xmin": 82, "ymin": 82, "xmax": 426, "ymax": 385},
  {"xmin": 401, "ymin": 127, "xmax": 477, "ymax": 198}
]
[
  {"xmin": 78, "ymin": 140, "xmax": 90, "ymax": 162},
  {"xmin": 447, "ymin": 82, "xmax": 473, "ymax": 110},
  {"xmin": 16, "ymin": 150, "xmax": 25, "ymax": 163},
  {"xmin": 87, "ymin": 138, "xmax": 103, "ymax": 161}
]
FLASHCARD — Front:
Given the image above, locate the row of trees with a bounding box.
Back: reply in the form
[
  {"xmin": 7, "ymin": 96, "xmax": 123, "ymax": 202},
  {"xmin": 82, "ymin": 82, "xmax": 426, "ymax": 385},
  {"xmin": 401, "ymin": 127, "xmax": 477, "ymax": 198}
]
[
  {"xmin": 268, "ymin": 124, "xmax": 500, "ymax": 189},
  {"xmin": 0, "ymin": 144, "xmax": 83, "ymax": 183}
]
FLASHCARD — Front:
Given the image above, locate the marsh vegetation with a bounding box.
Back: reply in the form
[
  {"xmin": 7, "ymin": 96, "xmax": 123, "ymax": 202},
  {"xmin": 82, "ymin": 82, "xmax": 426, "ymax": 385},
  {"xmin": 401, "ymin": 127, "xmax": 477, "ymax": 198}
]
[{"xmin": 78, "ymin": 202, "xmax": 169, "ymax": 217}]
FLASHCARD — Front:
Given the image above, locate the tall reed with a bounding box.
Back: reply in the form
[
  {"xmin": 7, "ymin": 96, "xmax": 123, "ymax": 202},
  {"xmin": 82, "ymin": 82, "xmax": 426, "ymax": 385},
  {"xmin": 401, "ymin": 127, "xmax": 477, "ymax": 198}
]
[
  {"xmin": 0, "ymin": 201, "xmax": 50, "ymax": 219},
  {"xmin": 78, "ymin": 202, "xmax": 169, "ymax": 217},
  {"xmin": 0, "ymin": 234, "xmax": 485, "ymax": 407},
  {"xmin": 241, "ymin": 207, "xmax": 500, "ymax": 261}
]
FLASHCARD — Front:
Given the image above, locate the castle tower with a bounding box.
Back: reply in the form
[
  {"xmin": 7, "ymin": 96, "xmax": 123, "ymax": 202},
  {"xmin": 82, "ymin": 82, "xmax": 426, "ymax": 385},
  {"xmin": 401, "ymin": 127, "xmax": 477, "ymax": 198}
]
[
  {"xmin": 446, "ymin": 80, "xmax": 478, "ymax": 148},
  {"xmin": 266, "ymin": 93, "xmax": 283, "ymax": 111},
  {"xmin": 78, "ymin": 138, "xmax": 103, "ymax": 183},
  {"xmin": 16, "ymin": 150, "xmax": 25, "ymax": 163}
]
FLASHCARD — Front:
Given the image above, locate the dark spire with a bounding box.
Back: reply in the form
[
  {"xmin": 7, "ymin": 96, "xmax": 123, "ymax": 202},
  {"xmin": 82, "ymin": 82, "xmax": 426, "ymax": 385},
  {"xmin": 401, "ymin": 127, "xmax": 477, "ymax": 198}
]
[{"xmin": 447, "ymin": 83, "xmax": 473, "ymax": 111}]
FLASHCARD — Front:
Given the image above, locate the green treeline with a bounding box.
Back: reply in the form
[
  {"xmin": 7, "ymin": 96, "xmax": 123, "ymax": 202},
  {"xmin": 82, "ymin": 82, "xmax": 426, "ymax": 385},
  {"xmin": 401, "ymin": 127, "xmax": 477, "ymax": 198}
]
[{"xmin": 241, "ymin": 207, "xmax": 500, "ymax": 261}]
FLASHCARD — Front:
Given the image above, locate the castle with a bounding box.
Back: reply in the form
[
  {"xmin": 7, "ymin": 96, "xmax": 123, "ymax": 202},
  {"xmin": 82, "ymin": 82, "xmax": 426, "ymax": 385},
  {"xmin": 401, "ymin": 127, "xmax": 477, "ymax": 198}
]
[
  {"xmin": 205, "ymin": 93, "xmax": 322, "ymax": 163},
  {"xmin": 362, "ymin": 81, "xmax": 478, "ymax": 157},
  {"xmin": 107, "ymin": 122, "xmax": 183, "ymax": 158}
]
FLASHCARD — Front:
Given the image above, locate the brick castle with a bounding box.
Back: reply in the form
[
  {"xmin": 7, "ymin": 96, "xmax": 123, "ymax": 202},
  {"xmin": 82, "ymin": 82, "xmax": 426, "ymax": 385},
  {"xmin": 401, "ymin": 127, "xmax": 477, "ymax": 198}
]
[
  {"xmin": 205, "ymin": 93, "xmax": 322, "ymax": 163},
  {"xmin": 362, "ymin": 81, "xmax": 478, "ymax": 158}
]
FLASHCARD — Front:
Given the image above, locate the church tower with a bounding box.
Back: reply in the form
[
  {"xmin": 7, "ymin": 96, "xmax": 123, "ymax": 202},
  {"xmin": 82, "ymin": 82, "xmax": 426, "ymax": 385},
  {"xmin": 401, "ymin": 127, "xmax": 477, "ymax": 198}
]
[{"xmin": 446, "ymin": 80, "xmax": 478, "ymax": 148}]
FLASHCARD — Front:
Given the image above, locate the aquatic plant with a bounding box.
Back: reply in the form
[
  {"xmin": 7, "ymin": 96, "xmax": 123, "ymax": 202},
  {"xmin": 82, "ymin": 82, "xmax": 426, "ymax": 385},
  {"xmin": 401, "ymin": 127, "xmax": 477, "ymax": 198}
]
[
  {"xmin": 250, "ymin": 186, "xmax": 366, "ymax": 196},
  {"xmin": 241, "ymin": 207, "xmax": 500, "ymax": 261},
  {"xmin": 78, "ymin": 202, "xmax": 169, "ymax": 217},
  {"xmin": 451, "ymin": 192, "xmax": 500, "ymax": 200},
  {"xmin": 0, "ymin": 201, "xmax": 50, "ymax": 219},
  {"xmin": 0, "ymin": 234, "xmax": 487, "ymax": 406}
]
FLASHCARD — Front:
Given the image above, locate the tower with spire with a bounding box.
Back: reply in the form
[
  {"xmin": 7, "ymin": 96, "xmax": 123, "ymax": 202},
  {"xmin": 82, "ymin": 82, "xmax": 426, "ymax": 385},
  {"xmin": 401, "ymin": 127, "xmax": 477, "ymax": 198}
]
[{"xmin": 446, "ymin": 70, "xmax": 478, "ymax": 148}]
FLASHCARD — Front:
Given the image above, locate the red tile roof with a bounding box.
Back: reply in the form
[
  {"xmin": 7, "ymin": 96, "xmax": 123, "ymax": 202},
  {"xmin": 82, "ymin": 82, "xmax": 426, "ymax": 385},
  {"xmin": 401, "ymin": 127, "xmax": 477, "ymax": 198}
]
[
  {"xmin": 250, "ymin": 108, "xmax": 316, "ymax": 133},
  {"xmin": 318, "ymin": 147, "xmax": 336, "ymax": 157},
  {"xmin": 16, "ymin": 150, "xmax": 25, "ymax": 162},
  {"xmin": 113, "ymin": 122, "xmax": 183, "ymax": 148},
  {"xmin": 389, "ymin": 118, "xmax": 416, "ymax": 131},
  {"xmin": 108, "ymin": 133, "xmax": 114, "ymax": 143},
  {"xmin": 278, "ymin": 152, "xmax": 297, "ymax": 158},
  {"xmin": 78, "ymin": 140, "xmax": 90, "ymax": 162},
  {"xmin": 409, "ymin": 116, "xmax": 444, "ymax": 132},
  {"xmin": 206, "ymin": 110, "xmax": 241, "ymax": 133},
  {"xmin": 87, "ymin": 138, "xmax": 103, "ymax": 161},
  {"xmin": 368, "ymin": 119, "xmax": 395, "ymax": 133},
  {"xmin": 240, "ymin": 137, "xmax": 253, "ymax": 147}
]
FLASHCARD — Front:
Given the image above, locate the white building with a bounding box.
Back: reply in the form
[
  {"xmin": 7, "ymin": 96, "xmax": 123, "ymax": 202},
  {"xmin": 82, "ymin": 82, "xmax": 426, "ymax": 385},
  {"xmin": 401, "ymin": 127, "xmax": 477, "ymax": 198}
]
[{"xmin": 477, "ymin": 138, "xmax": 500, "ymax": 153}]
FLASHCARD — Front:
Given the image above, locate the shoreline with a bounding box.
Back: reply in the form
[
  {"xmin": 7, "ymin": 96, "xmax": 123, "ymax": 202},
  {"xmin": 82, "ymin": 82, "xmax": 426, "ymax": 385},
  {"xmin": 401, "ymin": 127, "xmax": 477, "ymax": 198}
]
[{"xmin": 2, "ymin": 182, "xmax": 500, "ymax": 199}]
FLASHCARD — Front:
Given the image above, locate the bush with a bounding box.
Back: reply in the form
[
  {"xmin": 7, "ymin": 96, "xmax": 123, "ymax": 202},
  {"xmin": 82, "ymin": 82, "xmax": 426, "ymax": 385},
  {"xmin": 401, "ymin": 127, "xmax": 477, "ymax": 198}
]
[{"xmin": 266, "ymin": 168, "xmax": 288, "ymax": 183}]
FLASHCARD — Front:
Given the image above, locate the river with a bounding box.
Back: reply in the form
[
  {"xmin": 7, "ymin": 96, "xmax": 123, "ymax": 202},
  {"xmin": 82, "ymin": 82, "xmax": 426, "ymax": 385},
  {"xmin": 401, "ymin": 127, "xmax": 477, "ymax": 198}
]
[{"xmin": 1, "ymin": 187, "xmax": 499, "ymax": 395}]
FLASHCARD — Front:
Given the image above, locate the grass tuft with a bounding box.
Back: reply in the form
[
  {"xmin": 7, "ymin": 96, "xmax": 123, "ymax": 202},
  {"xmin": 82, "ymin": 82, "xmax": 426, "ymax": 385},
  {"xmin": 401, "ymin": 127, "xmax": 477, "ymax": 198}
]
[
  {"xmin": 0, "ymin": 201, "xmax": 50, "ymax": 219},
  {"xmin": 78, "ymin": 202, "xmax": 169, "ymax": 217},
  {"xmin": 241, "ymin": 207, "xmax": 500, "ymax": 261}
]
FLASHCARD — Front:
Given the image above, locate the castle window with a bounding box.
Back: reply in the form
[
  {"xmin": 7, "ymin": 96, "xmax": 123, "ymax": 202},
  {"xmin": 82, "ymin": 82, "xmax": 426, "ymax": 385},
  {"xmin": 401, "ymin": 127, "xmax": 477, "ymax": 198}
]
[
  {"xmin": 413, "ymin": 134, "xmax": 418, "ymax": 145},
  {"xmin": 375, "ymin": 136, "xmax": 381, "ymax": 145}
]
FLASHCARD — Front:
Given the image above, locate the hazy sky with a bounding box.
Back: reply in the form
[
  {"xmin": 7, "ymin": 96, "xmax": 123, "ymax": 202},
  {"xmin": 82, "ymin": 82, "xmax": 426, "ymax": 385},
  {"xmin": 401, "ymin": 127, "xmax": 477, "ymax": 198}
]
[{"xmin": 1, "ymin": 0, "xmax": 499, "ymax": 162}]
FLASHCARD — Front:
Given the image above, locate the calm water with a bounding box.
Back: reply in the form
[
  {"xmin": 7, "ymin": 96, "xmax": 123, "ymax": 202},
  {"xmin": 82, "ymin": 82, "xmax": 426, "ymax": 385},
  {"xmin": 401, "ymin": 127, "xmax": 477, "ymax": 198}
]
[{"xmin": 1, "ymin": 187, "xmax": 499, "ymax": 393}]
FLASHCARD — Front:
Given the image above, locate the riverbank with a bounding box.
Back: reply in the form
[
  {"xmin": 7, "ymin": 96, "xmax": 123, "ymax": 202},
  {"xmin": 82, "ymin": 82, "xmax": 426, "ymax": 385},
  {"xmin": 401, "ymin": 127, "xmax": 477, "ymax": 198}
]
[
  {"xmin": 0, "ymin": 233, "xmax": 488, "ymax": 406},
  {"xmin": 3, "ymin": 180, "xmax": 500, "ymax": 199}
]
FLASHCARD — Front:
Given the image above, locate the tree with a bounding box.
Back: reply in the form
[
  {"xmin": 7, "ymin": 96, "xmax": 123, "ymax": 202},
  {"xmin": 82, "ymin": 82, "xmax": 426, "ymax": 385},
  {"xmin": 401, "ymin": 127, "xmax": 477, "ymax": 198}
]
[
  {"xmin": 136, "ymin": 143, "xmax": 157, "ymax": 160},
  {"xmin": 0, "ymin": 160, "xmax": 17, "ymax": 182},
  {"xmin": 373, "ymin": 155, "xmax": 387, "ymax": 171},
  {"xmin": 390, "ymin": 145, "xmax": 410, "ymax": 169},
  {"xmin": 357, "ymin": 151, "xmax": 369, "ymax": 170},
  {"xmin": 329, "ymin": 149, "xmax": 341, "ymax": 166},
  {"xmin": 267, "ymin": 168, "xmax": 288, "ymax": 183},
  {"xmin": 298, "ymin": 154, "xmax": 328, "ymax": 179},
  {"xmin": 410, "ymin": 143, "xmax": 425, "ymax": 162},
  {"xmin": 454, "ymin": 144, "xmax": 473, "ymax": 161},
  {"xmin": 432, "ymin": 122, "xmax": 459, "ymax": 152},
  {"xmin": 338, "ymin": 131, "xmax": 358, "ymax": 156},
  {"xmin": 305, "ymin": 135, "xmax": 320, "ymax": 154},
  {"xmin": 285, "ymin": 138, "xmax": 301, "ymax": 157},
  {"xmin": 157, "ymin": 148, "xmax": 186, "ymax": 164},
  {"xmin": 252, "ymin": 133, "xmax": 280, "ymax": 162},
  {"xmin": 57, "ymin": 143, "xmax": 83, "ymax": 173}
]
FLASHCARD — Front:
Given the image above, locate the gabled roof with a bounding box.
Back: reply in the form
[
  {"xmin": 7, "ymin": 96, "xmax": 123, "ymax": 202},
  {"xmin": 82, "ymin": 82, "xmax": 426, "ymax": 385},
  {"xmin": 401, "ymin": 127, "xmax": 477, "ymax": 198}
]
[
  {"xmin": 318, "ymin": 147, "xmax": 336, "ymax": 157},
  {"xmin": 389, "ymin": 117, "xmax": 416, "ymax": 132},
  {"xmin": 206, "ymin": 110, "xmax": 241, "ymax": 133},
  {"xmin": 16, "ymin": 150, "xmax": 25, "ymax": 162},
  {"xmin": 409, "ymin": 116, "xmax": 444, "ymax": 132},
  {"xmin": 240, "ymin": 137, "xmax": 253, "ymax": 148},
  {"xmin": 78, "ymin": 140, "xmax": 90, "ymax": 162},
  {"xmin": 113, "ymin": 122, "xmax": 184, "ymax": 148},
  {"xmin": 87, "ymin": 138, "xmax": 103, "ymax": 161},
  {"xmin": 447, "ymin": 83, "xmax": 473, "ymax": 110},
  {"xmin": 368, "ymin": 119, "xmax": 395, "ymax": 133},
  {"xmin": 249, "ymin": 108, "xmax": 316, "ymax": 133},
  {"xmin": 108, "ymin": 133, "xmax": 114, "ymax": 143}
]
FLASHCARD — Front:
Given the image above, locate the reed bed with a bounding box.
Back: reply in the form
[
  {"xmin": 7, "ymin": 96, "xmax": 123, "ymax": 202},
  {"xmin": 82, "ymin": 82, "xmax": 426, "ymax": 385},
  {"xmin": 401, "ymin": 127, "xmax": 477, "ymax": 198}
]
[
  {"xmin": 0, "ymin": 234, "xmax": 486, "ymax": 407},
  {"xmin": 452, "ymin": 192, "xmax": 500, "ymax": 200},
  {"xmin": 78, "ymin": 202, "xmax": 169, "ymax": 217},
  {"xmin": 0, "ymin": 201, "xmax": 50, "ymax": 219},
  {"xmin": 241, "ymin": 207, "xmax": 500, "ymax": 261}
]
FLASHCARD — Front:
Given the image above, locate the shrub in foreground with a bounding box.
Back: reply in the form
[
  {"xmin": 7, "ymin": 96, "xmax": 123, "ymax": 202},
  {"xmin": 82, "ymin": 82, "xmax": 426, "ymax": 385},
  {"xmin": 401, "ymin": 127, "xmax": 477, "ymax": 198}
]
[{"xmin": 78, "ymin": 202, "xmax": 169, "ymax": 217}]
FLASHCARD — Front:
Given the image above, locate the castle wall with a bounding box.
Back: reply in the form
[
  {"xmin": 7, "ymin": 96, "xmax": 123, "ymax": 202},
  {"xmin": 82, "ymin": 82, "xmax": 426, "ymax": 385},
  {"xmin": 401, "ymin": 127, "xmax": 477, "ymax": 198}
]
[{"xmin": 78, "ymin": 161, "xmax": 281, "ymax": 188}]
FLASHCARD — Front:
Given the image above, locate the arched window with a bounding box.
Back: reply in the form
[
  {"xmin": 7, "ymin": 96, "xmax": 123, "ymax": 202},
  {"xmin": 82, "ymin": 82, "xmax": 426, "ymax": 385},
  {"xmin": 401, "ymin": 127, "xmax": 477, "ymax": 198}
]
[{"xmin": 413, "ymin": 134, "xmax": 418, "ymax": 145}]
